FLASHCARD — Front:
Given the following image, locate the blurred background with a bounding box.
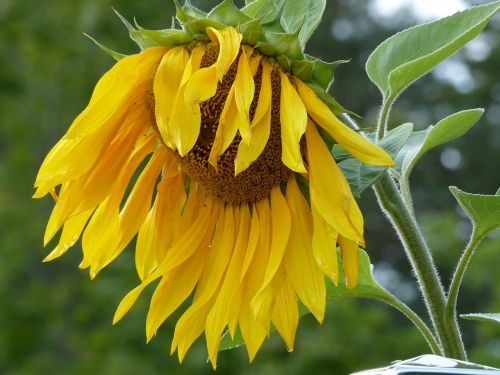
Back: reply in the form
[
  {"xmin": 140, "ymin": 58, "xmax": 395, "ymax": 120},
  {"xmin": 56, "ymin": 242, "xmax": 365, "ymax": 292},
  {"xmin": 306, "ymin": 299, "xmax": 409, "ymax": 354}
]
[{"xmin": 1, "ymin": 0, "xmax": 499, "ymax": 374}]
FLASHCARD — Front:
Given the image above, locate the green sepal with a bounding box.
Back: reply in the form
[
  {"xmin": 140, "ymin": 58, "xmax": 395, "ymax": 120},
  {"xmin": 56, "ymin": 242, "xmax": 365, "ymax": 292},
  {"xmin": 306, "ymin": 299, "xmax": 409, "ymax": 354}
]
[
  {"xmin": 242, "ymin": 0, "xmax": 284, "ymax": 24},
  {"xmin": 182, "ymin": 18, "xmax": 226, "ymax": 36},
  {"xmin": 174, "ymin": 0, "xmax": 207, "ymax": 24},
  {"xmin": 292, "ymin": 56, "xmax": 348, "ymax": 90},
  {"xmin": 239, "ymin": 18, "xmax": 265, "ymax": 45},
  {"xmin": 83, "ymin": 33, "xmax": 126, "ymax": 61},
  {"xmin": 263, "ymin": 31, "xmax": 304, "ymax": 61},
  {"xmin": 208, "ymin": 0, "xmax": 253, "ymax": 26},
  {"xmin": 134, "ymin": 22, "xmax": 191, "ymax": 47},
  {"xmin": 113, "ymin": 9, "xmax": 158, "ymax": 50}
]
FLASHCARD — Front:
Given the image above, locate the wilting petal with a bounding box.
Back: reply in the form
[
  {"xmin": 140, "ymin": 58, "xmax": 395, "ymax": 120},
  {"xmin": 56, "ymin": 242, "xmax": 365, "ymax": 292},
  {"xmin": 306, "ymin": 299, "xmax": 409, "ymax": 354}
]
[
  {"xmin": 284, "ymin": 176, "xmax": 326, "ymax": 323},
  {"xmin": 296, "ymin": 79, "xmax": 394, "ymax": 166},
  {"xmin": 206, "ymin": 26, "xmax": 242, "ymax": 81},
  {"xmin": 66, "ymin": 47, "xmax": 167, "ymax": 138},
  {"xmin": 234, "ymin": 51, "xmax": 255, "ymax": 144},
  {"xmin": 170, "ymin": 82, "xmax": 202, "ymax": 156},
  {"xmin": 154, "ymin": 47, "xmax": 189, "ymax": 147},
  {"xmin": 205, "ymin": 205, "xmax": 251, "ymax": 368},
  {"xmin": 338, "ymin": 235, "xmax": 360, "ymax": 289},
  {"xmin": 252, "ymin": 186, "xmax": 291, "ymax": 317},
  {"xmin": 272, "ymin": 278, "xmax": 299, "ymax": 351},
  {"xmin": 183, "ymin": 65, "xmax": 218, "ymax": 111},
  {"xmin": 311, "ymin": 205, "xmax": 339, "ymax": 284},
  {"xmin": 305, "ymin": 121, "xmax": 364, "ymax": 243},
  {"xmin": 279, "ymin": 71, "xmax": 307, "ymax": 173}
]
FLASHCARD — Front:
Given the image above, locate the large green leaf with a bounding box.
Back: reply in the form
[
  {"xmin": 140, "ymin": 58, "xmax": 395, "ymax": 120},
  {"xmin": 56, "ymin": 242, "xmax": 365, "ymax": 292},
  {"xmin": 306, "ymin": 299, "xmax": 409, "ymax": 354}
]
[
  {"xmin": 219, "ymin": 250, "xmax": 392, "ymax": 351},
  {"xmin": 393, "ymin": 109, "xmax": 484, "ymax": 178},
  {"xmin": 366, "ymin": 1, "xmax": 500, "ymax": 101},
  {"xmin": 338, "ymin": 123, "xmax": 413, "ymax": 196},
  {"xmin": 280, "ymin": 0, "xmax": 326, "ymax": 46},
  {"xmin": 450, "ymin": 186, "xmax": 500, "ymax": 239},
  {"xmin": 461, "ymin": 313, "xmax": 500, "ymax": 324}
]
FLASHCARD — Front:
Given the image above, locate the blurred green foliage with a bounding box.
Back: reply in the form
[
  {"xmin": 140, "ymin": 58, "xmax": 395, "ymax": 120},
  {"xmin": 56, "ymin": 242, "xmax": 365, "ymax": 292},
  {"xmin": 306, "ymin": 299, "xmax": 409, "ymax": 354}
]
[{"xmin": 0, "ymin": 0, "xmax": 499, "ymax": 374}]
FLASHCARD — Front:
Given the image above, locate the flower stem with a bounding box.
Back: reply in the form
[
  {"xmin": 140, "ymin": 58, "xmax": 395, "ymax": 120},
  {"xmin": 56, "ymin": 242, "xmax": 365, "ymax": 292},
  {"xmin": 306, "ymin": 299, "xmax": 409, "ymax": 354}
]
[
  {"xmin": 376, "ymin": 98, "xmax": 394, "ymax": 141},
  {"xmin": 374, "ymin": 173, "xmax": 467, "ymax": 359},
  {"xmin": 445, "ymin": 231, "xmax": 484, "ymax": 335},
  {"xmin": 374, "ymin": 292, "xmax": 442, "ymax": 355}
]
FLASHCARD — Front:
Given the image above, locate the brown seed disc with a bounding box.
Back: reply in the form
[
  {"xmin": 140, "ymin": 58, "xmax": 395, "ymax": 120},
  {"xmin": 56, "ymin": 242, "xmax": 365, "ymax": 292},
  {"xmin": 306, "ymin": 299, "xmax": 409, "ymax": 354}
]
[{"xmin": 159, "ymin": 44, "xmax": 292, "ymax": 204}]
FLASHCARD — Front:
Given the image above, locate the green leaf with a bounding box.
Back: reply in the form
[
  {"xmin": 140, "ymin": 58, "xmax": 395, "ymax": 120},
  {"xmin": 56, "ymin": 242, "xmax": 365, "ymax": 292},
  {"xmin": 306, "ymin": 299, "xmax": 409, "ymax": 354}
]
[
  {"xmin": 280, "ymin": 0, "xmax": 326, "ymax": 46},
  {"xmin": 242, "ymin": 0, "xmax": 284, "ymax": 24},
  {"xmin": 450, "ymin": 186, "xmax": 500, "ymax": 238},
  {"xmin": 220, "ymin": 249, "xmax": 392, "ymax": 351},
  {"xmin": 307, "ymin": 83, "xmax": 354, "ymax": 116},
  {"xmin": 394, "ymin": 109, "xmax": 484, "ymax": 178},
  {"xmin": 112, "ymin": 9, "xmax": 158, "ymax": 50},
  {"xmin": 338, "ymin": 123, "xmax": 413, "ymax": 196},
  {"xmin": 461, "ymin": 313, "xmax": 500, "ymax": 324},
  {"xmin": 208, "ymin": 0, "xmax": 253, "ymax": 26},
  {"xmin": 366, "ymin": 1, "xmax": 500, "ymax": 101},
  {"xmin": 83, "ymin": 33, "xmax": 126, "ymax": 61}
]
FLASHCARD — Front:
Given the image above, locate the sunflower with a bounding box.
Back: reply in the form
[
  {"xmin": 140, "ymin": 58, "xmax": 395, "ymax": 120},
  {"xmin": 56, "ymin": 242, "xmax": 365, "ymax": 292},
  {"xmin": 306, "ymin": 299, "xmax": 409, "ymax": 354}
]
[{"xmin": 34, "ymin": 3, "xmax": 394, "ymax": 368}]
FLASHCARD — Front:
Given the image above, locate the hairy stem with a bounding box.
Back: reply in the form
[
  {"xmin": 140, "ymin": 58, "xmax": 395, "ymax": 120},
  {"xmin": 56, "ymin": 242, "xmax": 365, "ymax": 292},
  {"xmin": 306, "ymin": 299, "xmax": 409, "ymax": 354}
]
[
  {"xmin": 376, "ymin": 98, "xmax": 394, "ymax": 141},
  {"xmin": 374, "ymin": 293, "xmax": 442, "ymax": 355},
  {"xmin": 445, "ymin": 231, "xmax": 484, "ymax": 332},
  {"xmin": 374, "ymin": 173, "xmax": 467, "ymax": 359}
]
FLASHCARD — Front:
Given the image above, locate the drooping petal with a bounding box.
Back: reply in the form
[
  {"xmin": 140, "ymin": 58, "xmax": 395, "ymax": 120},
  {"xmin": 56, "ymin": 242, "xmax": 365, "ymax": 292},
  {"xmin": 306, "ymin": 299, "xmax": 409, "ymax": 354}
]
[
  {"xmin": 207, "ymin": 85, "xmax": 241, "ymax": 168},
  {"xmin": 206, "ymin": 26, "xmax": 242, "ymax": 81},
  {"xmin": 338, "ymin": 235, "xmax": 360, "ymax": 289},
  {"xmin": 252, "ymin": 186, "xmax": 291, "ymax": 318},
  {"xmin": 284, "ymin": 175, "xmax": 326, "ymax": 323},
  {"xmin": 154, "ymin": 47, "xmax": 189, "ymax": 148},
  {"xmin": 234, "ymin": 61, "xmax": 272, "ymax": 175},
  {"xmin": 183, "ymin": 65, "xmax": 218, "ymax": 111},
  {"xmin": 305, "ymin": 120, "xmax": 365, "ymax": 243},
  {"xmin": 66, "ymin": 46, "xmax": 167, "ymax": 138},
  {"xmin": 272, "ymin": 278, "xmax": 299, "ymax": 351},
  {"xmin": 234, "ymin": 51, "xmax": 255, "ymax": 144},
  {"xmin": 279, "ymin": 71, "xmax": 307, "ymax": 173},
  {"xmin": 205, "ymin": 205, "xmax": 251, "ymax": 368},
  {"xmin": 296, "ymin": 79, "xmax": 394, "ymax": 166},
  {"xmin": 311, "ymin": 205, "xmax": 339, "ymax": 284},
  {"xmin": 43, "ymin": 209, "xmax": 93, "ymax": 262},
  {"xmin": 170, "ymin": 82, "xmax": 202, "ymax": 156}
]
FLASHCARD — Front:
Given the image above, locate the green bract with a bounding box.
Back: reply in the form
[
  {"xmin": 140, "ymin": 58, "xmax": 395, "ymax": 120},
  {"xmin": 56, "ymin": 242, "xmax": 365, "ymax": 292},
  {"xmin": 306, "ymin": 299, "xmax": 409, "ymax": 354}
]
[{"xmin": 87, "ymin": 0, "xmax": 341, "ymax": 96}]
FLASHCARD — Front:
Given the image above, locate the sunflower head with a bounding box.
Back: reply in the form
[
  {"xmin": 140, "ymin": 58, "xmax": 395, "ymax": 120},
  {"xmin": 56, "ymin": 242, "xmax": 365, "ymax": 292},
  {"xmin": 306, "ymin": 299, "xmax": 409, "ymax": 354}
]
[{"xmin": 34, "ymin": 0, "xmax": 394, "ymax": 368}]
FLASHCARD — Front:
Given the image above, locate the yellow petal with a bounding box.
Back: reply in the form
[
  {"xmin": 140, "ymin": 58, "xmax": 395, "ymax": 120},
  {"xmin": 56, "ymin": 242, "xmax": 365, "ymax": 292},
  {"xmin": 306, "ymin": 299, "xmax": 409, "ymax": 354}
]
[
  {"xmin": 311, "ymin": 205, "xmax": 339, "ymax": 284},
  {"xmin": 279, "ymin": 71, "xmax": 307, "ymax": 173},
  {"xmin": 305, "ymin": 121, "xmax": 365, "ymax": 243},
  {"xmin": 43, "ymin": 209, "xmax": 93, "ymax": 262},
  {"xmin": 207, "ymin": 86, "xmax": 240, "ymax": 168},
  {"xmin": 240, "ymin": 204, "xmax": 260, "ymax": 282},
  {"xmin": 183, "ymin": 65, "xmax": 218, "ymax": 111},
  {"xmin": 145, "ymin": 244, "xmax": 208, "ymax": 342},
  {"xmin": 66, "ymin": 47, "xmax": 167, "ymax": 138},
  {"xmin": 250, "ymin": 60, "xmax": 272, "ymax": 128},
  {"xmin": 180, "ymin": 45, "xmax": 205, "ymax": 87},
  {"xmin": 252, "ymin": 186, "xmax": 291, "ymax": 317},
  {"xmin": 338, "ymin": 235, "xmax": 360, "ymax": 289},
  {"xmin": 206, "ymin": 26, "xmax": 242, "ymax": 81},
  {"xmin": 234, "ymin": 103, "xmax": 271, "ymax": 175},
  {"xmin": 272, "ymin": 278, "xmax": 299, "ymax": 351},
  {"xmin": 170, "ymin": 82, "xmax": 202, "ymax": 156},
  {"xmin": 284, "ymin": 175, "xmax": 326, "ymax": 323},
  {"xmin": 154, "ymin": 47, "xmax": 189, "ymax": 148},
  {"xmin": 205, "ymin": 205, "xmax": 251, "ymax": 368},
  {"xmin": 296, "ymin": 79, "xmax": 395, "ymax": 166},
  {"xmin": 234, "ymin": 51, "xmax": 255, "ymax": 144}
]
